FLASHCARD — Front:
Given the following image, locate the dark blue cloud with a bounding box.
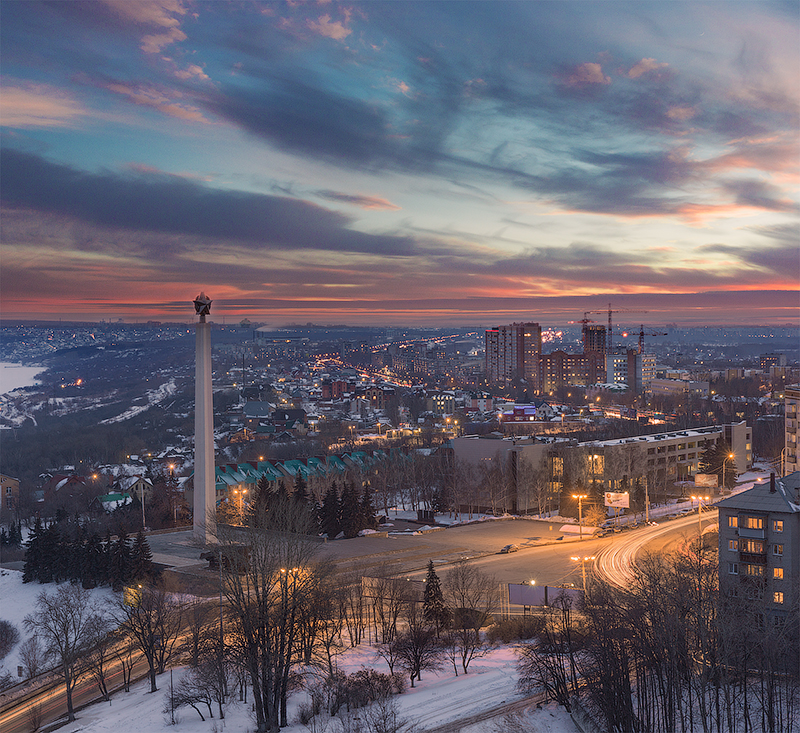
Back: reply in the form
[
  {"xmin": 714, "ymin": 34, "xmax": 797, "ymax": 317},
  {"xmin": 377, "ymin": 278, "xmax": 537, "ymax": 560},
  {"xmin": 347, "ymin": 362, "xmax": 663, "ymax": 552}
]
[{"xmin": 0, "ymin": 148, "xmax": 418, "ymax": 256}]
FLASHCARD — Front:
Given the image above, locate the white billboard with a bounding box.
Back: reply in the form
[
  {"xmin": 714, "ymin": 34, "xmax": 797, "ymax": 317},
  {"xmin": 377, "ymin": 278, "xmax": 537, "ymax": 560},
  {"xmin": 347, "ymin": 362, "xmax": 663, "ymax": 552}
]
[
  {"xmin": 604, "ymin": 491, "xmax": 630, "ymax": 508},
  {"xmin": 695, "ymin": 474, "xmax": 718, "ymax": 488}
]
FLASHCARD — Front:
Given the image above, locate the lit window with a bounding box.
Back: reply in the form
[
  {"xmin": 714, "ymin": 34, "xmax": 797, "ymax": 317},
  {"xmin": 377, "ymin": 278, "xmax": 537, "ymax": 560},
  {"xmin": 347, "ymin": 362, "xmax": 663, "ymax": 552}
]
[
  {"xmin": 773, "ymin": 520, "xmax": 783, "ymax": 533},
  {"xmin": 728, "ymin": 539, "xmax": 738, "ymax": 551},
  {"xmin": 773, "ymin": 568, "xmax": 784, "ymax": 580},
  {"xmin": 773, "ymin": 544, "xmax": 784, "ymax": 556},
  {"xmin": 728, "ymin": 516, "xmax": 738, "ymax": 528},
  {"xmin": 773, "ymin": 592, "xmax": 784, "ymax": 605},
  {"xmin": 745, "ymin": 516, "xmax": 763, "ymax": 530}
]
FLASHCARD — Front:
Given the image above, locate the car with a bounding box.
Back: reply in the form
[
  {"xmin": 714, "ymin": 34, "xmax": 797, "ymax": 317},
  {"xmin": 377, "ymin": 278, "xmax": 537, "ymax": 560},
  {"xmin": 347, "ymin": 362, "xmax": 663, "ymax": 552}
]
[
  {"xmin": 678, "ymin": 508, "xmax": 693, "ymax": 516},
  {"xmin": 499, "ymin": 543, "xmax": 520, "ymax": 554}
]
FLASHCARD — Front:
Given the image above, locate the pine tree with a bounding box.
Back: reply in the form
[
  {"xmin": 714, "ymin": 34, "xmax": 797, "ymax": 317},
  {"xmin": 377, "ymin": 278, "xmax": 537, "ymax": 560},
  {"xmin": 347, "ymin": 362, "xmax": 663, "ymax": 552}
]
[
  {"xmin": 320, "ymin": 482, "xmax": 341, "ymax": 539},
  {"xmin": 293, "ymin": 472, "xmax": 309, "ymax": 505},
  {"xmin": 82, "ymin": 531, "xmax": 104, "ymax": 588},
  {"xmin": 109, "ymin": 527, "xmax": 131, "ymax": 591},
  {"xmin": 130, "ymin": 530, "xmax": 154, "ymax": 582},
  {"xmin": 67, "ymin": 524, "xmax": 87, "ymax": 584},
  {"xmin": 38, "ymin": 523, "xmax": 61, "ymax": 583},
  {"xmin": 249, "ymin": 474, "xmax": 272, "ymax": 527},
  {"xmin": 359, "ymin": 485, "xmax": 378, "ymax": 531},
  {"xmin": 22, "ymin": 516, "xmax": 44, "ymax": 584},
  {"xmin": 339, "ymin": 481, "xmax": 360, "ymax": 538},
  {"xmin": 423, "ymin": 560, "xmax": 450, "ymax": 634}
]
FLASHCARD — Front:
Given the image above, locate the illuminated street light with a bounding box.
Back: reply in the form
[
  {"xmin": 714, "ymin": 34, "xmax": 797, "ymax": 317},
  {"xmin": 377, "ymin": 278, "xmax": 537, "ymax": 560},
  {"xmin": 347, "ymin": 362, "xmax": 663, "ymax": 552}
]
[
  {"xmin": 723, "ymin": 452, "xmax": 735, "ymax": 491},
  {"xmin": 572, "ymin": 494, "xmax": 588, "ymax": 538},
  {"xmin": 571, "ymin": 555, "xmax": 595, "ymax": 590},
  {"xmin": 691, "ymin": 495, "xmax": 710, "ymax": 536}
]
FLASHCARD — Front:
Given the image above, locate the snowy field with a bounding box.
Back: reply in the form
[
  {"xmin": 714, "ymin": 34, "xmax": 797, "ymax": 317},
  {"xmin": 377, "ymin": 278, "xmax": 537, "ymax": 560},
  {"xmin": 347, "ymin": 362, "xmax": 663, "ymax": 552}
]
[
  {"xmin": 50, "ymin": 644, "xmax": 577, "ymax": 733},
  {"xmin": 0, "ymin": 567, "xmax": 577, "ymax": 732}
]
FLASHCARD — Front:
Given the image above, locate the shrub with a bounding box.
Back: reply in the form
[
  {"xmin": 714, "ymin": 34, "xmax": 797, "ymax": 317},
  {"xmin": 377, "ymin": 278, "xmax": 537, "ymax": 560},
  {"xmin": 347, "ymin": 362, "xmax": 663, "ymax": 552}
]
[
  {"xmin": 486, "ymin": 616, "xmax": 545, "ymax": 644},
  {"xmin": 0, "ymin": 620, "xmax": 20, "ymax": 661}
]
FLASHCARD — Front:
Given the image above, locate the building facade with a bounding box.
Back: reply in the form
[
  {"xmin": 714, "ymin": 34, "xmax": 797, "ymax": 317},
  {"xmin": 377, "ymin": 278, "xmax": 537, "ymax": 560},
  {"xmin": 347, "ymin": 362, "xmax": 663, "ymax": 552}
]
[
  {"xmin": 0, "ymin": 474, "xmax": 19, "ymax": 521},
  {"xmin": 786, "ymin": 385, "xmax": 799, "ymax": 475},
  {"xmin": 485, "ymin": 323, "xmax": 542, "ymax": 393},
  {"xmin": 717, "ymin": 472, "xmax": 800, "ymax": 623}
]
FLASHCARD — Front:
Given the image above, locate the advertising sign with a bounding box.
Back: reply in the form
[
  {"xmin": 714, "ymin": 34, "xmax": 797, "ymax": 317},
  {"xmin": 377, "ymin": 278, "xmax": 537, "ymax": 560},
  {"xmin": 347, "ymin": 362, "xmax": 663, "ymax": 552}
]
[
  {"xmin": 695, "ymin": 474, "xmax": 718, "ymax": 488},
  {"xmin": 604, "ymin": 491, "xmax": 630, "ymax": 508}
]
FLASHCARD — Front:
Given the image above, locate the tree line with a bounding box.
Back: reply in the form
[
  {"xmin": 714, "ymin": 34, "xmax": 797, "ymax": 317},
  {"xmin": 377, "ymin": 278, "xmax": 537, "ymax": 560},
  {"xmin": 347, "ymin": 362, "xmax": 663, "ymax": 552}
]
[{"xmin": 22, "ymin": 516, "xmax": 157, "ymax": 591}]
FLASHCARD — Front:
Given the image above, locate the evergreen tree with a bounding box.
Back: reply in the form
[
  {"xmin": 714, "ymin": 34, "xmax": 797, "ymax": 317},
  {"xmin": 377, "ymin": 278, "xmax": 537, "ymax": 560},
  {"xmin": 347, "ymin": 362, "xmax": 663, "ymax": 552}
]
[
  {"xmin": 320, "ymin": 482, "xmax": 341, "ymax": 539},
  {"xmin": 293, "ymin": 472, "xmax": 309, "ymax": 505},
  {"xmin": 8, "ymin": 521, "xmax": 22, "ymax": 546},
  {"xmin": 359, "ymin": 485, "xmax": 378, "ymax": 531},
  {"xmin": 67, "ymin": 524, "xmax": 87, "ymax": 584},
  {"xmin": 102, "ymin": 529, "xmax": 114, "ymax": 586},
  {"xmin": 38, "ymin": 523, "xmax": 61, "ymax": 584},
  {"xmin": 699, "ymin": 440, "xmax": 737, "ymax": 490},
  {"xmin": 109, "ymin": 527, "xmax": 131, "ymax": 592},
  {"xmin": 339, "ymin": 481, "xmax": 360, "ymax": 538},
  {"xmin": 130, "ymin": 530, "xmax": 154, "ymax": 582},
  {"xmin": 22, "ymin": 516, "xmax": 44, "ymax": 584},
  {"xmin": 423, "ymin": 560, "xmax": 450, "ymax": 634},
  {"xmin": 249, "ymin": 474, "xmax": 272, "ymax": 527},
  {"xmin": 82, "ymin": 532, "xmax": 104, "ymax": 588}
]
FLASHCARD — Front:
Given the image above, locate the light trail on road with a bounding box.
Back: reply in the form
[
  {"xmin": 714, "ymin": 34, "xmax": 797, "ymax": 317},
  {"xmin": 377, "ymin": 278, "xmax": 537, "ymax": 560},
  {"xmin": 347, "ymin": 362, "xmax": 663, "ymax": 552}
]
[{"xmin": 594, "ymin": 511, "xmax": 718, "ymax": 589}]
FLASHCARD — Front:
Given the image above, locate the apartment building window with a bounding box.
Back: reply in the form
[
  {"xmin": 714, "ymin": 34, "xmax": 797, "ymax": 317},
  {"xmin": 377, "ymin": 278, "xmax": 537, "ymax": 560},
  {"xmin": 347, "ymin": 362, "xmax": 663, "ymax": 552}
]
[
  {"xmin": 743, "ymin": 564, "xmax": 764, "ymax": 577},
  {"xmin": 687, "ymin": 453, "xmax": 695, "ymax": 459},
  {"xmin": 678, "ymin": 443, "xmax": 686, "ymax": 450},
  {"xmin": 688, "ymin": 442, "xmax": 696, "ymax": 448},
  {"xmin": 741, "ymin": 539, "xmax": 764, "ymax": 553},
  {"xmin": 728, "ymin": 539, "xmax": 738, "ymax": 551},
  {"xmin": 5, "ymin": 499, "xmax": 11, "ymax": 509},
  {"xmin": 744, "ymin": 516, "xmax": 764, "ymax": 530},
  {"xmin": 647, "ymin": 448, "xmax": 655, "ymax": 455},
  {"xmin": 773, "ymin": 592, "xmax": 784, "ymax": 604},
  {"xmin": 727, "ymin": 563, "xmax": 738, "ymax": 575},
  {"xmin": 773, "ymin": 519, "xmax": 783, "ymax": 532},
  {"xmin": 728, "ymin": 516, "xmax": 738, "ymax": 528},
  {"xmin": 773, "ymin": 544, "xmax": 783, "ymax": 556},
  {"xmin": 773, "ymin": 568, "xmax": 784, "ymax": 580},
  {"xmin": 5, "ymin": 487, "xmax": 11, "ymax": 496}
]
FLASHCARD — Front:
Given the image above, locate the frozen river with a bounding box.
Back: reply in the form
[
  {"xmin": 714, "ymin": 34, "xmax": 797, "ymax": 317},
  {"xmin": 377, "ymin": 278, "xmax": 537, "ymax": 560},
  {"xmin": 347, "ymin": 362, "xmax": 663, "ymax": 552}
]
[{"xmin": 0, "ymin": 362, "xmax": 44, "ymax": 394}]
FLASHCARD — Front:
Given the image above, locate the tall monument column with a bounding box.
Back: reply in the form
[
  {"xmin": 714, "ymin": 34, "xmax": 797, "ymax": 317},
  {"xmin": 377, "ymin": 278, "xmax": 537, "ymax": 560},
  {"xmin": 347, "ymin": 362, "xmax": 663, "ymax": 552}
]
[{"xmin": 193, "ymin": 293, "xmax": 215, "ymax": 544}]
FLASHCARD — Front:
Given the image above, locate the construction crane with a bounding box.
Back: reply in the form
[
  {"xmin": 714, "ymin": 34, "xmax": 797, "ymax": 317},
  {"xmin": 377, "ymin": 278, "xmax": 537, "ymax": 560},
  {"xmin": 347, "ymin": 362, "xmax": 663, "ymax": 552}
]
[
  {"xmin": 638, "ymin": 325, "xmax": 667, "ymax": 354},
  {"xmin": 584, "ymin": 304, "xmax": 648, "ymax": 355}
]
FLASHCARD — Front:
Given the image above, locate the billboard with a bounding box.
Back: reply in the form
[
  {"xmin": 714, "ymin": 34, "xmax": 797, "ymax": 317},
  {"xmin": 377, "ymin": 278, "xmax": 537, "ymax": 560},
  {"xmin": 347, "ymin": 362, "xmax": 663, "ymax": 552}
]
[
  {"xmin": 695, "ymin": 474, "xmax": 718, "ymax": 488},
  {"xmin": 508, "ymin": 584, "xmax": 583, "ymax": 607},
  {"xmin": 604, "ymin": 491, "xmax": 630, "ymax": 508}
]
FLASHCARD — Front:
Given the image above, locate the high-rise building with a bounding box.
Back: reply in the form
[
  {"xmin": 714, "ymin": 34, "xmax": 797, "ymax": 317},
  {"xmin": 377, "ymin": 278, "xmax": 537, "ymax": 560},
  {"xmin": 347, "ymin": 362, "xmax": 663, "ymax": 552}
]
[
  {"xmin": 583, "ymin": 324, "xmax": 607, "ymax": 353},
  {"xmin": 485, "ymin": 323, "xmax": 542, "ymax": 393},
  {"xmin": 717, "ymin": 472, "xmax": 799, "ymax": 624},
  {"xmin": 786, "ymin": 385, "xmax": 799, "ymax": 475}
]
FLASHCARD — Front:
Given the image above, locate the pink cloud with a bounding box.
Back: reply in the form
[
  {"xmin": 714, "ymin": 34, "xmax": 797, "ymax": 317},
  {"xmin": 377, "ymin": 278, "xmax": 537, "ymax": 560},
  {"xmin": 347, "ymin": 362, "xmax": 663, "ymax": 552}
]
[
  {"xmin": 307, "ymin": 13, "xmax": 351, "ymax": 41},
  {"xmin": 566, "ymin": 63, "xmax": 611, "ymax": 87},
  {"xmin": 628, "ymin": 57, "xmax": 669, "ymax": 78},
  {"xmin": 102, "ymin": 81, "xmax": 209, "ymax": 122},
  {"xmin": 174, "ymin": 63, "xmax": 210, "ymax": 81},
  {"xmin": 0, "ymin": 82, "xmax": 86, "ymax": 128},
  {"xmin": 98, "ymin": 0, "xmax": 187, "ymax": 53},
  {"xmin": 666, "ymin": 106, "xmax": 696, "ymax": 121}
]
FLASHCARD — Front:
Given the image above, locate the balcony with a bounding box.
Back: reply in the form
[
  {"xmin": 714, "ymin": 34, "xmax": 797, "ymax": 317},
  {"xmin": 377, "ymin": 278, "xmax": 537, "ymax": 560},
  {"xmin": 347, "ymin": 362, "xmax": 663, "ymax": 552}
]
[
  {"xmin": 739, "ymin": 552, "xmax": 767, "ymax": 565},
  {"xmin": 738, "ymin": 527, "xmax": 765, "ymax": 539}
]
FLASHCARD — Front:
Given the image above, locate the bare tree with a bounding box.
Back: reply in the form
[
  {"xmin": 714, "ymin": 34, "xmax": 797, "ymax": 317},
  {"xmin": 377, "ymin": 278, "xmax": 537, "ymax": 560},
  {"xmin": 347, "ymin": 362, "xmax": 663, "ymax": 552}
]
[
  {"xmin": 112, "ymin": 580, "xmax": 185, "ymax": 693},
  {"xmin": 214, "ymin": 491, "xmax": 323, "ymax": 732},
  {"xmin": 443, "ymin": 560, "xmax": 499, "ymax": 673},
  {"xmin": 18, "ymin": 635, "xmax": 46, "ymax": 680},
  {"xmin": 391, "ymin": 603, "xmax": 445, "ymax": 687},
  {"xmin": 24, "ymin": 584, "xmax": 108, "ymax": 722}
]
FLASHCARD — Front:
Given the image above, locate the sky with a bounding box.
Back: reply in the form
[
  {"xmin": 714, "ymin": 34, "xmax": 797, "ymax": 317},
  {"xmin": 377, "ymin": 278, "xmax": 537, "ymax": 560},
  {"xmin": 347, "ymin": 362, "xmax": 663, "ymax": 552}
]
[{"xmin": 1, "ymin": 0, "xmax": 798, "ymax": 327}]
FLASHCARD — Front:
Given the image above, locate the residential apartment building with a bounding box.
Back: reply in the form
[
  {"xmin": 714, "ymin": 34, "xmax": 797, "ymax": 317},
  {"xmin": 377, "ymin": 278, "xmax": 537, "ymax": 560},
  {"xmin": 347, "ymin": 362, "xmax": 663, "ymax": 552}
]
[
  {"xmin": 0, "ymin": 474, "xmax": 19, "ymax": 521},
  {"xmin": 786, "ymin": 385, "xmax": 799, "ymax": 475},
  {"xmin": 540, "ymin": 350, "xmax": 605, "ymax": 392},
  {"xmin": 717, "ymin": 472, "xmax": 800, "ymax": 623},
  {"xmin": 485, "ymin": 323, "xmax": 542, "ymax": 393}
]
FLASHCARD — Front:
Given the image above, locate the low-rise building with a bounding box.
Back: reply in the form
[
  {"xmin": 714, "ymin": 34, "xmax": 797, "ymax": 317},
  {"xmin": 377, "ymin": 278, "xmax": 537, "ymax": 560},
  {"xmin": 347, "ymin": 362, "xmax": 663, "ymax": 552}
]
[{"xmin": 0, "ymin": 474, "xmax": 19, "ymax": 521}]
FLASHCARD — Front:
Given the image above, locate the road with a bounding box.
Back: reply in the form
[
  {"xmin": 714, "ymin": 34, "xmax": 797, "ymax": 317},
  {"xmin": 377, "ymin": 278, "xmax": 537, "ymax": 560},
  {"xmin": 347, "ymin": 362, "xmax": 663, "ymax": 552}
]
[{"xmin": 0, "ymin": 512, "xmax": 714, "ymax": 731}]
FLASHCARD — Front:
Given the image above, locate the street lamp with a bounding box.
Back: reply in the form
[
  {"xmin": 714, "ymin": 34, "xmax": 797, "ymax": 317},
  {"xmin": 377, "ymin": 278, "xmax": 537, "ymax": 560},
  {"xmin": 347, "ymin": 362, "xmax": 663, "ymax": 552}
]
[
  {"xmin": 571, "ymin": 555, "xmax": 595, "ymax": 591},
  {"xmin": 572, "ymin": 494, "xmax": 588, "ymax": 538},
  {"xmin": 691, "ymin": 495, "xmax": 710, "ymax": 536},
  {"xmin": 722, "ymin": 452, "xmax": 735, "ymax": 491}
]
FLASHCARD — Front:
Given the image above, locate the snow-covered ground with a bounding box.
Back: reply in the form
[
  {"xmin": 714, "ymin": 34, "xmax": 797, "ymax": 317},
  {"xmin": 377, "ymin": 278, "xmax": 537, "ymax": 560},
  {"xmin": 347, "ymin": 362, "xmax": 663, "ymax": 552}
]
[
  {"xmin": 50, "ymin": 641, "xmax": 577, "ymax": 733},
  {"xmin": 0, "ymin": 567, "xmax": 577, "ymax": 732},
  {"xmin": 0, "ymin": 570, "xmax": 116, "ymax": 683}
]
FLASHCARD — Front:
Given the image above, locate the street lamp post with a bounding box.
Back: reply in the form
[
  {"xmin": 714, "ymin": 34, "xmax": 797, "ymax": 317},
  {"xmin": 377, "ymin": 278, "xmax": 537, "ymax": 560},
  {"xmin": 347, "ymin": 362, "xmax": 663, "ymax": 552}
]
[
  {"xmin": 691, "ymin": 495, "xmax": 710, "ymax": 536},
  {"xmin": 722, "ymin": 452, "xmax": 735, "ymax": 492},
  {"xmin": 571, "ymin": 555, "xmax": 595, "ymax": 591},
  {"xmin": 572, "ymin": 494, "xmax": 588, "ymax": 538}
]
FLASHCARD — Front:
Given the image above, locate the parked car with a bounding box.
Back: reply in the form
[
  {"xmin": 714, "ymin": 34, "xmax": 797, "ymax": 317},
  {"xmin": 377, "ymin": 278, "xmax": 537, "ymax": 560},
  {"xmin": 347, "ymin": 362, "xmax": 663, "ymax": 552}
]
[{"xmin": 499, "ymin": 543, "xmax": 520, "ymax": 554}]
